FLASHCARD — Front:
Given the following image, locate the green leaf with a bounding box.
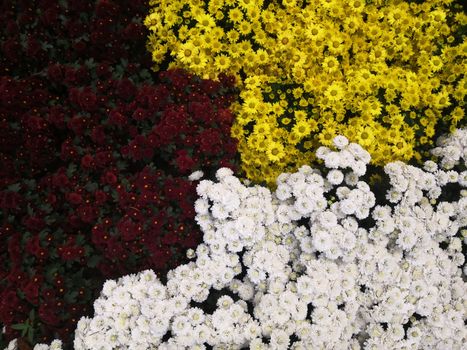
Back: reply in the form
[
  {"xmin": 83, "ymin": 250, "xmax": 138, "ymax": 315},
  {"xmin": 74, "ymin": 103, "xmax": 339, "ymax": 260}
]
[
  {"xmin": 66, "ymin": 163, "xmax": 77, "ymax": 177},
  {"xmin": 85, "ymin": 182, "xmax": 99, "ymax": 192},
  {"xmin": 45, "ymin": 265, "xmax": 60, "ymax": 283},
  {"xmin": 111, "ymin": 190, "xmax": 119, "ymax": 201},
  {"xmin": 41, "ymin": 42, "xmax": 54, "ymax": 50},
  {"xmin": 139, "ymin": 69, "xmax": 152, "ymax": 80},
  {"xmin": 84, "ymin": 58, "xmax": 95, "ymax": 69},
  {"xmin": 7, "ymin": 183, "xmax": 21, "ymax": 192},
  {"xmin": 87, "ymin": 255, "xmax": 101, "ymax": 268},
  {"xmin": 9, "ymin": 122, "xmax": 20, "ymax": 130},
  {"xmin": 39, "ymin": 204, "xmax": 53, "ymax": 214},
  {"xmin": 24, "ymin": 179, "xmax": 36, "ymax": 189},
  {"xmin": 64, "ymin": 291, "xmax": 79, "ymax": 304},
  {"xmin": 27, "ymin": 204, "xmax": 34, "ymax": 216},
  {"xmin": 39, "ymin": 230, "xmax": 49, "ymax": 240},
  {"xmin": 75, "ymin": 234, "xmax": 85, "ymax": 246},
  {"xmin": 11, "ymin": 323, "xmax": 27, "ymax": 331},
  {"xmin": 44, "ymin": 216, "xmax": 56, "ymax": 225},
  {"xmin": 116, "ymin": 161, "xmax": 127, "ymax": 171},
  {"xmin": 27, "ymin": 326, "xmax": 34, "ymax": 344}
]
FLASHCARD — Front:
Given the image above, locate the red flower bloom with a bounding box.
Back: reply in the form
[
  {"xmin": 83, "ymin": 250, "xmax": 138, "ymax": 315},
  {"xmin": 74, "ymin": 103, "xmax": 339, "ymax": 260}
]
[
  {"xmin": 67, "ymin": 192, "xmax": 83, "ymax": 205},
  {"xmin": 90, "ymin": 126, "xmax": 107, "ymax": 145},
  {"xmin": 41, "ymin": 7, "xmax": 60, "ymax": 26},
  {"xmin": 58, "ymin": 245, "xmax": 85, "ymax": 261},
  {"xmin": 52, "ymin": 171, "xmax": 69, "ymax": 188},
  {"xmin": 91, "ymin": 224, "xmax": 110, "ymax": 246},
  {"xmin": 131, "ymin": 107, "xmax": 150, "ymax": 121},
  {"xmin": 95, "ymin": 151, "xmax": 113, "ymax": 168},
  {"xmin": 117, "ymin": 218, "xmax": 142, "ymax": 242},
  {"xmin": 104, "ymin": 237, "xmax": 126, "ymax": 260},
  {"xmin": 0, "ymin": 191, "xmax": 22, "ymax": 210},
  {"xmin": 2, "ymin": 39, "xmax": 22, "ymax": 61},
  {"xmin": 147, "ymin": 245, "xmax": 172, "ymax": 269},
  {"xmin": 64, "ymin": 67, "xmax": 78, "ymax": 86},
  {"xmin": 198, "ymin": 128, "xmax": 222, "ymax": 155},
  {"xmin": 116, "ymin": 78, "xmax": 136, "ymax": 100},
  {"xmin": 47, "ymin": 64, "xmax": 64, "ymax": 83},
  {"xmin": 102, "ymin": 170, "xmax": 117, "ymax": 185},
  {"xmin": 60, "ymin": 139, "xmax": 78, "ymax": 161},
  {"xmin": 80, "ymin": 154, "xmax": 94, "ymax": 169},
  {"xmin": 26, "ymin": 38, "xmax": 42, "ymax": 57},
  {"xmin": 7, "ymin": 268, "xmax": 28, "ymax": 288},
  {"xmin": 78, "ymin": 88, "xmax": 98, "ymax": 112},
  {"xmin": 39, "ymin": 304, "xmax": 60, "ymax": 326},
  {"xmin": 175, "ymin": 150, "xmax": 196, "ymax": 173},
  {"xmin": 123, "ymin": 23, "xmax": 144, "ymax": 41},
  {"xmin": 94, "ymin": 190, "xmax": 107, "ymax": 205},
  {"xmin": 76, "ymin": 204, "xmax": 99, "ymax": 223},
  {"xmin": 22, "ymin": 216, "xmax": 46, "ymax": 232},
  {"xmin": 22, "ymin": 277, "xmax": 42, "ymax": 304},
  {"xmin": 47, "ymin": 106, "xmax": 67, "ymax": 129},
  {"xmin": 108, "ymin": 109, "xmax": 128, "ymax": 128},
  {"xmin": 96, "ymin": 62, "xmax": 112, "ymax": 78}
]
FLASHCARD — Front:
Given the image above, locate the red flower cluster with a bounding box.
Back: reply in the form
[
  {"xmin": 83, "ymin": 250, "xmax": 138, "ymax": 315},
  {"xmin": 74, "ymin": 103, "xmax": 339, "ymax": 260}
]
[
  {"xmin": 0, "ymin": 0, "xmax": 150, "ymax": 77},
  {"xmin": 0, "ymin": 0, "xmax": 240, "ymax": 348}
]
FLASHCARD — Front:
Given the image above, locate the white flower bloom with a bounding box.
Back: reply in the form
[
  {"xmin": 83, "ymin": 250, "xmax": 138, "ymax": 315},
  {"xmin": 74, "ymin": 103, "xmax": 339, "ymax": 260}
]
[
  {"xmin": 189, "ymin": 170, "xmax": 204, "ymax": 181},
  {"xmin": 312, "ymin": 229, "xmax": 334, "ymax": 252},
  {"xmin": 322, "ymin": 152, "xmax": 341, "ymax": 169},
  {"xmin": 327, "ymin": 169, "xmax": 344, "ymax": 185},
  {"xmin": 333, "ymin": 135, "xmax": 349, "ymax": 149}
]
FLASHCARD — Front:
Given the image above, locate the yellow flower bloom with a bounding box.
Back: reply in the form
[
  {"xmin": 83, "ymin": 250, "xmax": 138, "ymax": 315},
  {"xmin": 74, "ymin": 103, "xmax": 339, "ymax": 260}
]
[
  {"xmin": 322, "ymin": 56, "xmax": 340, "ymax": 74},
  {"xmin": 176, "ymin": 42, "xmax": 199, "ymax": 65},
  {"xmin": 195, "ymin": 13, "xmax": 216, "ymax": 30},
  {"xmin": 266, "ymin": 141, "xmax": 285, "ymax": 163},
  {"xmin": 214, "ymin": 54, "xmax": 231, "ymax": 71},
  {"xmin": 325, "ymin": 82, "xmax": 345, "ymax": 102},
  {"xmin": 356, "ymin": 125, "xmax": 375, "ymax": 147},
  {"xmin": 292, "ymin": 119, "xmax": 311, "ymax": 138},
  {"xmin": 228, "ymin": 8, "xmax": 243, "ymax": 23},
  {"xmin": 243, "ymin": 96, "xmax": 261, "ymax": 114}
]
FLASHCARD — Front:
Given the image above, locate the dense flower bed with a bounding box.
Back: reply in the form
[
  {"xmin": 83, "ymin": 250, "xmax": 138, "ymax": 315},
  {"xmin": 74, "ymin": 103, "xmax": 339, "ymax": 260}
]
[
  {"xmin": 145, "ymin": 0, "xmax": 466, "ymax": 186},
  {"xmin": 0, "ymin": 0, "xmax": 240, "ymax": 348},
  {"xmin": 11, "ymin": 129, "xmax": 465, "ymax": 349},
  {"xmin": 1, "ymin": 0, "xmax": 466, "ymax": 349}
]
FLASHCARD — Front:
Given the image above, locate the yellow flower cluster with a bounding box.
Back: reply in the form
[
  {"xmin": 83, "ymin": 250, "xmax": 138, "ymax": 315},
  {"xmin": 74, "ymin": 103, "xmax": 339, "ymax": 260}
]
[{"xmin": 145, "ymin": 0, "xmax": 466, "ymax": 186}]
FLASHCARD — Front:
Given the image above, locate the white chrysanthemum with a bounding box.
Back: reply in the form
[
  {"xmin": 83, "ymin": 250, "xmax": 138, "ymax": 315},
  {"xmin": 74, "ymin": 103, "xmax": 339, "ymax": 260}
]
[
  {"xmin": 327, "ymin": 169, "xmax": 344, "ymax": 185},
  {"xmin": 189, "ymin": 170, "xmax": 204, "ymax": 181},
  {"xmin": 333, "ymin": 135, "xmax": 349, "ymax": 149},
  {"xmin": 322, "ymin": 151, "xmax": 342, "ymax": 169}
]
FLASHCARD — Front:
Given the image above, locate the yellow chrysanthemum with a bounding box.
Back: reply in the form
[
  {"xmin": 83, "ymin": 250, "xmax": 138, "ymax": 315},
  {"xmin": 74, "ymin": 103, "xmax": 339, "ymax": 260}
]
[
  {"xmin": 292, "ymin": 119, "xmax": 312, "ymax": 138},
  {"xmin": 266, "ymin": 141, "xmax": 285, "ymax": 163},
  {"xmin": 195, "ymin": 13, "xmax": 216, "ymax": 30},
  {"xmin": 176, "ymin": 42, "xmax": 199, "ymax": 65},
  {"xmin": 214, "ymin": 54, "xmax": 231, "ymax": 71},
  {"xmin": 325, "ymin": 82, "xmax": 345, "ymax": 102}
]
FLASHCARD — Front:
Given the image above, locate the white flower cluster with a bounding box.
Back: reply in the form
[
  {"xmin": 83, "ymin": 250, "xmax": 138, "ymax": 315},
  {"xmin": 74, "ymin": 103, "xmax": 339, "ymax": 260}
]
[
  {"xmin": 5, "ymin": 339, "xmax": 62, "ymax": 350},
  {"xmin": 7, "ymin": 130, "xmax": 466, "ymax": 350},
  {"xmin": 431, "ymin": 128, "xmax": 467, "ymax": 170}
]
